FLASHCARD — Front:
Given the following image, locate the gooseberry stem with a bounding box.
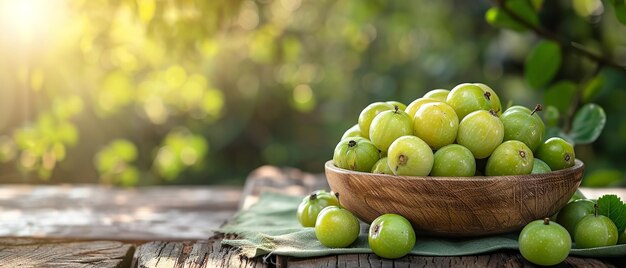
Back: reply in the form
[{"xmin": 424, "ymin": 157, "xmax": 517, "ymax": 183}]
[
  {"xmin": 394, "ymin": 105, "xmax": 399, "ymax": 113},
  {"xmin": 531, "ymin": 104, "xmax": 543, "ymax": 116},
  {"xmin": 309, "ymin": 193, "xmax": 317, "ymax": 201},
  {"xmin": 594, "ymin": 202, "xmax": 599, "ymax": 217},
  {"xmin": 543, "ymin": 217, "xmax": 550, "ymax": 225}
]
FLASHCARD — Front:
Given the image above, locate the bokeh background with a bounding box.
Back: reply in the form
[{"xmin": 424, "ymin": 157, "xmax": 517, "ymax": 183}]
[{"xmin": 0, "ymin": 0, "xmax": 625, "ymax": 186}]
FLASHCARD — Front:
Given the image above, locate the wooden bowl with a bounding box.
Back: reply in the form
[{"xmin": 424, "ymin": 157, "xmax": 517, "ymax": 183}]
[{"xmin": 325, "ymin": 159, "xmax": 584, "ymax": 237}]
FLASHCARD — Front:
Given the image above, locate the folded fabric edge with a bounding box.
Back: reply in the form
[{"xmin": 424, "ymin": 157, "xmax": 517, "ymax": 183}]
[
  {"xmin": 216, "ymin": 192, "xmax": 301, "ymax": 234},
  {"xmin": 570, "ymin": 244, "xmax": 626, "ymax": 258},
  {"xmin": 220, "ymin": 238, "xmax": 519, "ymax": 259},
  {"xmin": 221, "ymin": 238, "xmax": 272, "ymax": 258}
]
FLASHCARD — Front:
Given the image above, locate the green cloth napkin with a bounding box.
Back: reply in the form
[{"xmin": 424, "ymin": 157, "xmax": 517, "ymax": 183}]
[{"xmin": 219, "ymin": 192, "xmax": 626, "ymax": 258}]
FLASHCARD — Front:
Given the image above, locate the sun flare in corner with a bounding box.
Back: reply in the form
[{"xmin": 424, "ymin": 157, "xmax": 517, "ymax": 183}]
[{"xmin": 0, "ymin": 0, "xmax": 66, "ymax": 45}]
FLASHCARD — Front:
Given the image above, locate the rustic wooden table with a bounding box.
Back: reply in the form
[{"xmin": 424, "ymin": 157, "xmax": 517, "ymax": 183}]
[{"xmin": 0, "ymin": 166, "xmax": 624, "ymax": 267}]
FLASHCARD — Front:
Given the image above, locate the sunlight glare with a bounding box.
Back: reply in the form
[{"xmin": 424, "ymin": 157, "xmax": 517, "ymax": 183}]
[{"xmin": 0, "ymin": 0, "xmax": 65, "ymax": 45}]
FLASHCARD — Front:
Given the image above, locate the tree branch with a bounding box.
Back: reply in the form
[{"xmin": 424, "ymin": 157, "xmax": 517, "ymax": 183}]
[{"xmin": 494, "ymin": 0, "xmax": 626, "ymax": 75}]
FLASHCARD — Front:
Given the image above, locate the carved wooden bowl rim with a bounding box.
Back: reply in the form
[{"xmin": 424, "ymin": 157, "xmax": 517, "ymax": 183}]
[{"xmin": 325, "ymin": 159, "xmax": 584, "ymax": 182}]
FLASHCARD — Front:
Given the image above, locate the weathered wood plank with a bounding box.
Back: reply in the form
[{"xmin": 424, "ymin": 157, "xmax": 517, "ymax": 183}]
[
  {"xmin": 0, "ymin": 238, "xmax": 134, "ymax": 268},
  {"xmin": 132, "ymin": 235, "xmax": 268, "ymax": 268},
  {"xmin": 0, "ymin": 185, "xmax": 241, "ymax": 241},
  {"xmin": 182, "ymin": 240, "xmax": 209, "ymax": 268},
  {"xmin": 202, "ymin": 234, "xmax": 267, "ymax": 268},
  {"xmin": 337, "ymin": 254, "xmax": 359, "ymax": 268},
  {"xmin": 279, "ymin": 251, "xmax": 618, "ymax": 268},
  {"xmin": 132, "ymin": 241, "xmax": 185, "ymax": 268},
  {"xmin": 564, "ymin": 256, "xmax": 618, "ymax": 268}
]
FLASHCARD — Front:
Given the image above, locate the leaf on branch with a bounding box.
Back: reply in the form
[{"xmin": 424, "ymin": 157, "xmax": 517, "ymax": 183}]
[
  {"xmin": 612, "ymin": 1, "xmax": 626, "ymax": 25},
  {"xmin": 525, "ymin": 40, "xmax": 562, "ymax": 88},
  {"xmin": 542, "ymin": 105, "xmax": 560, "ymax": 127},
  {"xmin": 485, "ymin": 0, "xmax": 539, "ymax": 32},
  {"xmin": 597, "ymin": 194, "xmax": 626, "ymax": 233},
  {"xmin": 544, "ymin": 81, "xmax": 576, "ymax": 115},
  {"xmin": 531, "ymin": 0, "xmax": 544, "ymax": 11},
  {"xmin": 570, "ymin": 103, "xmax": 606, "ymax": 145},
  {"xmin": 583, "ymin": 74, "xmax": 606, "ymax": 103},
  {"xmin": 485, "ymin": 8, "xmax": 526, "ymax": 31}
]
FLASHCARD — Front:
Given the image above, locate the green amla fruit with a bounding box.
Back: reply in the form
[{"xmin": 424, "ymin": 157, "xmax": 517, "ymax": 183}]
[{"xmin": 333, "ymin": 138, "xmax": 380, "ymax": 172}]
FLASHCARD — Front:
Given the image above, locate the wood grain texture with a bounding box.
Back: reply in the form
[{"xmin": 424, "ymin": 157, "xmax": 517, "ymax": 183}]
[
  {"xmin": 0, "ymin": 238, "xmax": 134, "ymax": 268},
  {"xmin": 0, "ymin": 185, "xmax": 241, "ymax": 241},
  {"xmin": 279, "ymin": 251, "xmax": 617, "ymax": 268},
  {"xmin": 325, "ymin": 159, "xmax": 585, "ymax": 236},
  {"xmin": 132, "ymin": 235, "xmax": 268, "ymax": 268}
]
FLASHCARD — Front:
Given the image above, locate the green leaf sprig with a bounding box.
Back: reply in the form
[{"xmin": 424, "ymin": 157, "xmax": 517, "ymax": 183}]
[{"xmin": 597, "ymin": 194, "xmax": 626, "ymax": 233}]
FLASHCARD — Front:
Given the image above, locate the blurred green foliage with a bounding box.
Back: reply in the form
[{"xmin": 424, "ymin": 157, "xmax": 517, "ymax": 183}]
[{"xmin": 0, "ymin": 0, "xmax": 624, "ymax": 186}]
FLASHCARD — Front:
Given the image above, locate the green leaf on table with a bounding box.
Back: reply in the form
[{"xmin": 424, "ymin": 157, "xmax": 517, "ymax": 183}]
[
  {"xmin": 583, "ymin": 74, "xmax": 605, "ymax": 103},
  {"xmin": 525, "ymin": 40, "xmax": 562, "ymax": 88},
  {"xmin": 544, "ymin": 81, "xmax": 576, "ymax": 115},
  {"xmin": 570, "ymin": 103, "xmax": 606, "ymax": 144},
  {"xmin": 485, "ymin": 0, "xmax": 539, "ymax": 32},
  {"xmin": 597, "ymin": 194, "xmax": 626, "ymax": 233}
]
